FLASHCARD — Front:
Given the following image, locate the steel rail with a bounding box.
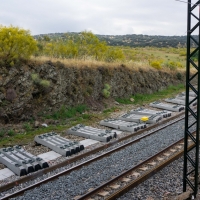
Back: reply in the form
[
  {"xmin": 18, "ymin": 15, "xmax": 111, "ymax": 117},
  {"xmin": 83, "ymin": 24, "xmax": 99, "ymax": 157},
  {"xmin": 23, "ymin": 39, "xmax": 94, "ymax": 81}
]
[
  {"xmin": 77, "ymin": 137, "xmax": 189, "ymax": 199},
  {"xmin": 0, "ymin": 112, "xmax": 186, "ymax": 199},
  {"xmin": 107, "ymin": 141, "xmax": 195, "ymax": 200}
]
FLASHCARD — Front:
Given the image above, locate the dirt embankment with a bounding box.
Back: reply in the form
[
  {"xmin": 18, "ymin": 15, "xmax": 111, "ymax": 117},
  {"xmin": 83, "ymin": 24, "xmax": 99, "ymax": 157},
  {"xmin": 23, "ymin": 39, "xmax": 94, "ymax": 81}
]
[{"xmin": 0, "ymin": 60, "xmax": 185, "ymax": 124}]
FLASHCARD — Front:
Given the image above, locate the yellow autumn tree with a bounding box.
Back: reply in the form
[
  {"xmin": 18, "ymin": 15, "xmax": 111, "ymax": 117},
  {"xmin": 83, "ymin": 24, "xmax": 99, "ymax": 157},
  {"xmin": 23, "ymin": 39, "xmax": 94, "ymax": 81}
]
[{"xmin": 0, "ymin": 25, "xmax": 38, "ymax": 66}]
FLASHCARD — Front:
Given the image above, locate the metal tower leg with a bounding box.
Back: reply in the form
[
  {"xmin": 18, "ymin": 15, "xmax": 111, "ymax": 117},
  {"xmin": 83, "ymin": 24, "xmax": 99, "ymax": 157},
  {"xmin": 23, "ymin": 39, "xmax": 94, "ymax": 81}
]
[{"xmin": 183, "ymin": 0, "xmax": 200, "ymax": 197}]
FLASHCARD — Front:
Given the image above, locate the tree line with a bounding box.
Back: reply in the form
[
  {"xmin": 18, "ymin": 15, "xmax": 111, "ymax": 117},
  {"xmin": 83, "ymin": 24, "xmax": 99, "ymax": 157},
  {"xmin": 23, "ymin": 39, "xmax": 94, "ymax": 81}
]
[
  {"xmin": 35, "ymin": 31, "xmax": 125, "ymax": 62},
  {"xmin": 0, "ymin": 25, "xmax": 125, "ymax": 67}
]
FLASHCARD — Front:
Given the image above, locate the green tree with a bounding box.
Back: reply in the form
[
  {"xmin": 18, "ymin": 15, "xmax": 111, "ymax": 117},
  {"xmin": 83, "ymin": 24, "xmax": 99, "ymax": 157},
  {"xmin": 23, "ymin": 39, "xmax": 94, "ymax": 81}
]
[
  {"xmin": 0, "ymin": 25, "xmax": 38, "ymax": 65},
  {"xmin": 77, "ymin": 31, "xmax": 107, "ymax": 60}
]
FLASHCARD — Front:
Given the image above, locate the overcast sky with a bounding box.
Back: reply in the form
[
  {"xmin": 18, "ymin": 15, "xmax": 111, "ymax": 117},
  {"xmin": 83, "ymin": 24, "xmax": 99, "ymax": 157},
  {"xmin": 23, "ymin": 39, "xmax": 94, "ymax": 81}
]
[{"xmin": 0, "ymin": 0, "xmax": 197, "ymax": 36}]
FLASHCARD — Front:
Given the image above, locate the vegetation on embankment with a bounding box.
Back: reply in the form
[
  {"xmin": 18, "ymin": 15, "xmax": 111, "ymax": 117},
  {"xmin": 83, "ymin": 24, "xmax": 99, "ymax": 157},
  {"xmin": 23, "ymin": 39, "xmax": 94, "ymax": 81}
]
[{"xmin": 0, "ymin": 83, "xmax": 185, "ymax": 147}]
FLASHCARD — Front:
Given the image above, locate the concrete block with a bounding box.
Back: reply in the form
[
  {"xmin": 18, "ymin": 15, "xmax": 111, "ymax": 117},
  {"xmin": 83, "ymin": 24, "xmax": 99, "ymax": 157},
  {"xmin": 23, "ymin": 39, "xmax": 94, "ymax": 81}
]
[
  {"xmin": 34, "ymin": 132, "xmax": 84, "ymax": 157},
  {"xmin": 79, "ymin": 139, "xmax": 99, "ymax": 147},
  {"xmin": 100, "ymin": 119, "xmax": 146, "ymax": 132},
  {"xmin": 150, "ymin": 101, "xmax": 185, "ymax": 112},
  {"xmin": 38, "ymin": 151, "xmax": 61, "ymax": 162},
  {"xmin": 0, "ymin": 150, "xmax": 26, "ymax": 176},
  {"xmin": 176, "ymin": 94, "xmax": 196, "ymax": 102},
  {"xmin": 68, "ymin": 124, "xmax": 117, "ymax": 142},
  {"xmin": 165, "ymin": 97, "xmax": 185, "ymax": 105},
  {"xmin": 0, "ymin": 168, "xmax": 15, "ymax": 180},
  {"xmin": 14, "ymin": 145, "xmax": 49, "ymax": 169},
  {"xmin": 0, "ymin": 148, "xmax": 34, "ymax": 174},
  {"xmin": 182, "ymin": 91, "xmax": 197, "ymax": 97},
  {"xmin": 130, "ymin": 107, "xmax": 171, "ymax": 118},
  {"xmin": 0, "ymin": 145, "xmax": 50, "ymax": 176},
  {"xmin": 117, "ymin": 113, "xmax": 162, "ymax": 124}
]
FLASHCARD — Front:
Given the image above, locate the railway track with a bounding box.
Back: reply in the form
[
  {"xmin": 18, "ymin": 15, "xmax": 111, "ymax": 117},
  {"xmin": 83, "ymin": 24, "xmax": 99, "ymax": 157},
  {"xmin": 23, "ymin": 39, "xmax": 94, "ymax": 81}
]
[
  {"xmin": 77, "ymin": 137, "xmax": 194, "ymax": 200},
  {"xmin": 0, "ymin": 112, "xmax": 187, "ymax": 200}
]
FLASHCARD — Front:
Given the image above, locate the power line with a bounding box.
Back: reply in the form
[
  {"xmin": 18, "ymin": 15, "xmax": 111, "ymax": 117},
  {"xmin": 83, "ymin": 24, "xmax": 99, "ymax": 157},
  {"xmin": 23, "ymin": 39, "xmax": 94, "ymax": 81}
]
[{"xmin": 175, "ymin": 0, "xmax": 199, "ymax": 5}]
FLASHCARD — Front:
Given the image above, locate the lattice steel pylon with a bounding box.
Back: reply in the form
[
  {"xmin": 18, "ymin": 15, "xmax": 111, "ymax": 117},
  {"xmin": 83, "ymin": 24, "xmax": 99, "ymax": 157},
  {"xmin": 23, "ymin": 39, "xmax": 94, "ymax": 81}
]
[{"xmin": 183, "ymin": 0, "xmax": 200, "ymax": 197}]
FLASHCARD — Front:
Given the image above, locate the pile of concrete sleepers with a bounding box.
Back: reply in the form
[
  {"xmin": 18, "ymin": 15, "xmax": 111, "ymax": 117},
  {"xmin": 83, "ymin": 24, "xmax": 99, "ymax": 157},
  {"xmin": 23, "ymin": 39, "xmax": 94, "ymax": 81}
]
[
  {"xmin": 117, "ymin": 113, "xmax": 162, "ymax": 124},
  {"xmin": 99, "ymin": 119, "xmax": 146, "ymax": 132},
  {"xmin": 182, "ymin": 91, "xmax": 196, "ymax": 97},
  {"xmin": 34, "ymin": 132, "xmax": 84, "ymax": 157},
  {"xmin": 67, "ymin": 124, "xmax": 117, "ymax": 142},
  {"xmin": 0, "ymin": 146, "xmax": 49, "ymax": 176},
  {"xmin": 150, "ymin": 101, "xmax": 185, "ymax": 112},
  {"xmin": 129, "ymin": 108, "xmax": 171, "ymax": 118}
]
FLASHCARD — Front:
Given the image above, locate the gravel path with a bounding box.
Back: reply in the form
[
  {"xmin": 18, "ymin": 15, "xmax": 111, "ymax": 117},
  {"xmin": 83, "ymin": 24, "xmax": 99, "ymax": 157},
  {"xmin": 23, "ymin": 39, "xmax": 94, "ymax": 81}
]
[{"xmin": 2, "ymin": 118, "xmax": 192, "ymax": 200}]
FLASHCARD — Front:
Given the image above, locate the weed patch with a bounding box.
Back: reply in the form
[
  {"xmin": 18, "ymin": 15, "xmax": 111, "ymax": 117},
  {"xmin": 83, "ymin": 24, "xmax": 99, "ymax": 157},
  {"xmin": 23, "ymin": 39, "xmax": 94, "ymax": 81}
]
[
  {"xmin": 45, "ymin": 104, "xmax": 88, "ymax": 120},
  {"xmin": 7, "ymin": 129, "xmax": 15, "ymax": 137},
  {"xmin": 103, "ymin": 107, "xmax": 117, "ymax": 113},
  {"xmin": 116, "ymin": 84, "xmax": 185, "ymax": 105}
]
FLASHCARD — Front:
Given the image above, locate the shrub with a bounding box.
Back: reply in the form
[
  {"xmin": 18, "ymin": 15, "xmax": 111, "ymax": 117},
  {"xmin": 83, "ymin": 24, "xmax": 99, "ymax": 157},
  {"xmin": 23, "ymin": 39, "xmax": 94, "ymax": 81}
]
[
  {"xmin": 46, "ymin": 105, "xmax": 88, "ymax": 120},
  {"xmin": 162, "ymin": 61, "xmax": 183, "ymax": 70},
  {"xmin": 104, "ymin": 84, "xmax": 111, "ymax": 91},
  {"xmin": 102, "ymin": 83, "xmax": 111, "ymax": 98},
  {"xmin": 31, "ymin": 73, "xmax": 50, "ymax": 89},
  {"xmin": 102, "ymin": 89, "xmax": 110, "ymax": 98},
  {"xmin": 31, "ymin": 74, "xmax": 40, "ymax": 84},
  {"xmin": 7, "ymin": 129, "xmax": 15, "ymax": 136},
  {"xmin": 0, "ymin": 25, "xmax": 37, "ymax": 66},
  {"xmin": 23, "ymin": 123, "xmax": 32, "ymax": 132},
  {"xmin": 150, "ymin": 60, "xmax": 162, "ymax": 70},
  {"xmin": 0, "ymin": 129, "xmax": 5, "ymax": 137},
  {"xmin": 40, "ymin": 80, "xmax": 50, "ymax": 88},
  {"xmin": 176, "ymin": 72, "xmax": 183, "ymax": 80}
]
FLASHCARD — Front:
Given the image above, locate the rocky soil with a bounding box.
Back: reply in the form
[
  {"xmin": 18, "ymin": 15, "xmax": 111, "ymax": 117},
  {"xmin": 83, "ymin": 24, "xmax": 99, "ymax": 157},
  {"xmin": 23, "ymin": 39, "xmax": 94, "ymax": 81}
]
[{"xmin": 0, "ymin": 60, "xmax": 185, "ymax": 125}]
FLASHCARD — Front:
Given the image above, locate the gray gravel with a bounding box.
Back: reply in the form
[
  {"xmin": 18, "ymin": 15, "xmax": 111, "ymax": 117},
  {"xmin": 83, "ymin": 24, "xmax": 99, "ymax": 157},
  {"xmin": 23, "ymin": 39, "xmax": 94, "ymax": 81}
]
[
  {"xmin": 117, "ymin": 156, "xmax": 184, "ymax": 200},
  {"xmin": 2, "ymin": 118, "xmax": 192, "ymax": 200},
  {"xmin": 117, "ymin": 149, "xmax": 197, "ymax": 200}
]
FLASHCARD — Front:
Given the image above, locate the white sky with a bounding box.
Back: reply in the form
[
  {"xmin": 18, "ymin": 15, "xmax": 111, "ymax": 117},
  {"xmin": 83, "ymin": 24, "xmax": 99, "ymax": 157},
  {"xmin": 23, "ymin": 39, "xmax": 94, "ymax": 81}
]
[{"xmin": 0, "ymin": 0, "xmax": 197, "ymax": 36}]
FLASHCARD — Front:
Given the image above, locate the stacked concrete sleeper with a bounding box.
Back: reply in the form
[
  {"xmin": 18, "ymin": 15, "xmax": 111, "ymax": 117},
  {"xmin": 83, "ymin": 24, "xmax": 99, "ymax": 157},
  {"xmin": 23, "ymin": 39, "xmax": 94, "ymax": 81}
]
[
  {"xmin": 34, "ymin": 132, "xmax": 84, "ymax": 157},
  {"xmin": 99, "ymin": 119, "xmax": 146, "ymax": 132},
  {"xmin": 129, "ymin": 108, "xmax": 171, "ymax": 118},
  {"xmin": 118, "ymin": 113, "xmax": 162, "ymax": 124},
  {"xmin": 68, "ymin": 124, "xmax": 117, "ymax": 142},
  {"xmin": 0, "ymin": 146, "xmax": 49, "ymax": 176},
  {"xmin": 150, "ymin": 101, "xmax": 185, "ymax": 112}
]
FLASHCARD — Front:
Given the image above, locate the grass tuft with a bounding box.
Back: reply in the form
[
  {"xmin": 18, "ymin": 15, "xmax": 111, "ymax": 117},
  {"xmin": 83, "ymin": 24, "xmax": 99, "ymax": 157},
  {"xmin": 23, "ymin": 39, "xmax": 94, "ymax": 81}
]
[
  {"xmin": 46, "ymin": 104, "xmax": 88, "ymax": 120},
  {"xmin": 116, "ymin": 84, "xmax": 185, "ymax": 105}
]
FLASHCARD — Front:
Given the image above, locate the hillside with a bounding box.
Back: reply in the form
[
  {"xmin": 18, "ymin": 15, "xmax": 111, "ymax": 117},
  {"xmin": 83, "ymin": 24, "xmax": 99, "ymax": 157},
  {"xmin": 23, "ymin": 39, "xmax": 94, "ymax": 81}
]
[
  {"xmin": 0, "ymin": 59, "xmax": 185, "ymax": 124},
  {"xmin": 34, "ymin": 32, "xmax": 197, "ymax": 48}
]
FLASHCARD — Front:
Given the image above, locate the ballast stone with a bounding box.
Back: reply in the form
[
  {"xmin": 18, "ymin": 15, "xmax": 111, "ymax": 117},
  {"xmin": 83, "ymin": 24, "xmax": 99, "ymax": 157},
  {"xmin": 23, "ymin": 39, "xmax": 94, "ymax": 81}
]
[
  {"xmin": 117, "ymin": 113, "xmax": 162, "ymax": 124},
  {"xmin": 35, "ymin": 132, "xmax": 84, "ymax": 157},
  {"xmin": 99, "ymin": 119, "xmax": 146, "ymax": 132},
  {"xmin": 150, "ymin": 101, "xmax": 185, "ymax": 112},
  {"xmin": 67, "ymin": 124, "xmax": 117, "ymax": 142},
  {"xmin": 129, "ymin": 107, "xmax": 171, "ymax": 118}
]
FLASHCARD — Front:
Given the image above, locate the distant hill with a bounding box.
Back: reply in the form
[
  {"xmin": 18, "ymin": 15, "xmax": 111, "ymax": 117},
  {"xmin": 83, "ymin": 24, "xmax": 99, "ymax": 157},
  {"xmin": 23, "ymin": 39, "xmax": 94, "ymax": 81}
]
[{"xmin": 34, "ymin": 32, "xmax": 198, "ymax": 48}]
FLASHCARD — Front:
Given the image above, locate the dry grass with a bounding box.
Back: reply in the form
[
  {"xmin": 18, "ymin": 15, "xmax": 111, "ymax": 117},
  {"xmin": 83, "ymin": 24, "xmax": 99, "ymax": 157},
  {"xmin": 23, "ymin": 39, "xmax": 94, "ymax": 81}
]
[
  {"xmin": 31, "ymin": 52, "xmax": 187, "ymax": 75},
  {"xmin": 31, "ymin": 56, "xmax": 173, "ymax": 72}
]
